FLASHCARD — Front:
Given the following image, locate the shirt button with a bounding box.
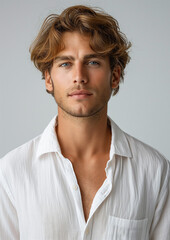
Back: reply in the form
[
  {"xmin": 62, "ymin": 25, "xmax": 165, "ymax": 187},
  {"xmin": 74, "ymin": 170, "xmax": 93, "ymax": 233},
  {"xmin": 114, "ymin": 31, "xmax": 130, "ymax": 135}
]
[
  {"xmin": 86, "ymin": 227, "xmax": 89, "ymax": 235},
  {"xmin": 72, "ymin": 184, "xmax": 78, "ymax": 191}
]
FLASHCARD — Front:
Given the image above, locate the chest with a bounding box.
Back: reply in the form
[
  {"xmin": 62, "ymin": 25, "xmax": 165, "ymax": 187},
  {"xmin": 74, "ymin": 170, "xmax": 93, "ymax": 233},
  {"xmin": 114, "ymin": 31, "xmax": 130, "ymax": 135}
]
[
  {"xmin": 16, "ymin": 157, "xmax": 153, "ymax": 239},
  {"xmin": 72, "ymin": 159, "xmax": 108, "ymax": 221}
]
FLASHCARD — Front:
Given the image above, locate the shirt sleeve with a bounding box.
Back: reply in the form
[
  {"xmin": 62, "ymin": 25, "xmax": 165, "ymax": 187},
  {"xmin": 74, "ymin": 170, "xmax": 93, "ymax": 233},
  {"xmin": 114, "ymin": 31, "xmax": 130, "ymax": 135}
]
[
  {"xmin": 149, "ymin": 159, "xmax": 170, "ymax": 240},
  {"xmin": 0, "ymin": 169, "xmax": 20, "ymax": 240}
]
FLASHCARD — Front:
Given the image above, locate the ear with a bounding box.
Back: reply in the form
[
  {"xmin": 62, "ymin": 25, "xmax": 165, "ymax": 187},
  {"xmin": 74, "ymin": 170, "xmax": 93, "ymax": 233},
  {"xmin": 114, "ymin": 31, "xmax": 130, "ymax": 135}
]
[
  {"xmin": 45, "ymin": 70, "xmax": 53, "ymax": 92},
  {"xmin": 111, "ymin": 65, "xmax": 121, "ymax": 89}
]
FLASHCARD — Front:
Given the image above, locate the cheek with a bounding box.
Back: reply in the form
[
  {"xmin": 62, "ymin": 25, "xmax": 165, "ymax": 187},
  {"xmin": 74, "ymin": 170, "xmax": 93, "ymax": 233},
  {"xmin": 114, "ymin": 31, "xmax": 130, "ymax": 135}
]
[
  {"xmin": 51, "ymin": 73, "xmax": 68, "ymax": 90},
  {"xmin": 91, "ymin": 71, "xmax": 111, "ymax": 87}
]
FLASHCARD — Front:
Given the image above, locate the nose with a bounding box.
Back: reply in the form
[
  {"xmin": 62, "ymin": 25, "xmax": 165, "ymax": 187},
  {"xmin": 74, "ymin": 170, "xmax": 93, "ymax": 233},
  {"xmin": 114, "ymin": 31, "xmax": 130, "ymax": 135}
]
[{"xmin": 73, "ymin": 62, "xmax": 88, "ymax": 84}]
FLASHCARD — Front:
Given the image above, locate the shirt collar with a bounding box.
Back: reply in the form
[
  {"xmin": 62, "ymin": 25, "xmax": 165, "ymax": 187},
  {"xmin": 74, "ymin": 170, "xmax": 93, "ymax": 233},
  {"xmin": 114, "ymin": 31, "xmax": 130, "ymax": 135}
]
[
  {"xmin": 36, "ymin": 116, "xmax": 61, "ymax": 158},
  {"xmin": 108, "ymin": 116, "xmax": 132, "ymax": 159},
  {"xmin": 36, "ymin": 115, "xmax": 132, "ymax": 159}
]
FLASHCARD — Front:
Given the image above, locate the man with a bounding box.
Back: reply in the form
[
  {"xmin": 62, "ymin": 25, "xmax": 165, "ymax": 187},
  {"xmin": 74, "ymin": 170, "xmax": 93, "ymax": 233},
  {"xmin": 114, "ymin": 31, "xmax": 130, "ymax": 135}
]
[{"xmin": 0, "ymin": 5, "xmax": 169, "ymax": 240}]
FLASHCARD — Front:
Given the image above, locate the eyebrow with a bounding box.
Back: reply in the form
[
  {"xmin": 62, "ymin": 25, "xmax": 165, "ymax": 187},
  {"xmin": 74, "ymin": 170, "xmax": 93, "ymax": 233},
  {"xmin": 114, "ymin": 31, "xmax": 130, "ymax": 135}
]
[{"xmin": 54, "ymin": 54, "xmax": 105, "ymax": 62}]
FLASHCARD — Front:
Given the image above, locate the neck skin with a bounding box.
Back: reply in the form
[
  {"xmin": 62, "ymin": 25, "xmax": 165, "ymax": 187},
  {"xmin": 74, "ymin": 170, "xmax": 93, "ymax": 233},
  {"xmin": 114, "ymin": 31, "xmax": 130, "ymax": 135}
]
[{"xmin": 56, "ymin": 106, "xmax": 111, "ymax": 163}]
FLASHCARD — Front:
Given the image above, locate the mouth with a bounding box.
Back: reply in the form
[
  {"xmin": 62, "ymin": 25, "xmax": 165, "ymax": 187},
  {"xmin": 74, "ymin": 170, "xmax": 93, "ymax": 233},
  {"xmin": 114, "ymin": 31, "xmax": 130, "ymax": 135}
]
[{"xmin": 68, "ymin": 90, "xmax": 93, "ymax": 99}]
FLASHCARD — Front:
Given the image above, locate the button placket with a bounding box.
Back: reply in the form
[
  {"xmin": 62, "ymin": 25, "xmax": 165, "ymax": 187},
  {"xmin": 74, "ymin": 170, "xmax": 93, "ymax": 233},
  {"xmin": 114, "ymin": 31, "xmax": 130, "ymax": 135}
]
[{"xmin": 63, "ymin": 158, "xmax": 87, "ymax": 231}]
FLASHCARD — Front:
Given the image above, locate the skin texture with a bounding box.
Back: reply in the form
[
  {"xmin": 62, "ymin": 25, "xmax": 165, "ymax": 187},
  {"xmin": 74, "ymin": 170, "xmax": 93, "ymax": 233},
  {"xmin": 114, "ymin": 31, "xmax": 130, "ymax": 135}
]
[{"xmin": 45, "ymin": 31, "xmax": 121, "ymax": 221}]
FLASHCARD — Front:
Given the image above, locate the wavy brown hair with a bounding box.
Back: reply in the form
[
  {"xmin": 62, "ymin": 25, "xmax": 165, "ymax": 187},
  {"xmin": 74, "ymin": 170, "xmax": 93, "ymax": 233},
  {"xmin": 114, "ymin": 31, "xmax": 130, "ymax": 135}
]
[{"xmin": 30, "ymin": 5, "xmax": 131, "ymax": 95}]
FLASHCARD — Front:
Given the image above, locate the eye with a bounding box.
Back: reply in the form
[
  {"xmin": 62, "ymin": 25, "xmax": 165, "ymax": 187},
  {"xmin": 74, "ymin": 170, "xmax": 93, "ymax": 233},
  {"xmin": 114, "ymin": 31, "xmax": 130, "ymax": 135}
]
[
  {"xmin": 88, "ymin": 61, "xmax": 100, "ymax": 66},
  {"xmin": 59, "ymin": 62, "xmax": 71, "ymax": 67}
]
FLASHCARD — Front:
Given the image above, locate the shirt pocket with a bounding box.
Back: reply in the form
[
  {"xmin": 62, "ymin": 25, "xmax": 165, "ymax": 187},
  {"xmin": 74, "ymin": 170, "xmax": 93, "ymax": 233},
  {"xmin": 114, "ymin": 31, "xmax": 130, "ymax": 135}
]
[{"xmin": 106, "ymin": 215, "xmax": 148, "ymax": 240}]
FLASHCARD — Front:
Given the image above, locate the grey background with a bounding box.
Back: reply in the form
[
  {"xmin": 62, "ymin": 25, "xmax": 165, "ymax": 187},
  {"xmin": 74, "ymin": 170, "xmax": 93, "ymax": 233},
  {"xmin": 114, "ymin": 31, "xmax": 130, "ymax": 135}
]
[{"xmin": 0, "ymin": 0, "xmax": 170, "ymax": 159}]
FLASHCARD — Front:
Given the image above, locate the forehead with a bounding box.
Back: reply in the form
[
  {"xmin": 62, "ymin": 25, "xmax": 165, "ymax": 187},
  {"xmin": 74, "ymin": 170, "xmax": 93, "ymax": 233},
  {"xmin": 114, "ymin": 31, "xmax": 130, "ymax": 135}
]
[
  {"xmin": 62, "ymin": 31, "xmax": 90, "ymax": 43},
  {"xmin": 54, "ymin": 31, "xmax": 110, "ymax": 63},
  {"xmin": 59, "ymin": 31, "xmax": 93, "ymax": 53}
]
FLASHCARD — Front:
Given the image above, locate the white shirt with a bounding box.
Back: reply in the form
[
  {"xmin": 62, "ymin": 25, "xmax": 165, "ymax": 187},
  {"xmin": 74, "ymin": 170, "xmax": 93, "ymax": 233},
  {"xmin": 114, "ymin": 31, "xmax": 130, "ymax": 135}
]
[{"xmin": 0, "ymin": 116, "xmax": 169, "ymax": 240}]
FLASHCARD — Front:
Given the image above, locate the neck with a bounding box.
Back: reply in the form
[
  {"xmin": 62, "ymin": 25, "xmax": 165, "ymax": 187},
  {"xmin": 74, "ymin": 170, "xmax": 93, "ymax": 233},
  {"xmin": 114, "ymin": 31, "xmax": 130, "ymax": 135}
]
[{"xmin": 56, "ymin": 107, "xmax": 111, "ymax": 162}]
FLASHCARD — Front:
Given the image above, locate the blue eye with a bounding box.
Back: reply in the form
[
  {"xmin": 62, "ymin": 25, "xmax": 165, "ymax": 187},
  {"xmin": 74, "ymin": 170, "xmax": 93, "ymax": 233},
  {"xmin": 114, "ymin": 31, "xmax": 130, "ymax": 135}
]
[
  {"xmin": 88, "ymin": 61, "xmax": 100, "ymax": 66},
  {"xmin": 60, "ymin": 62, "xmax": 71, "ymax": 67}
]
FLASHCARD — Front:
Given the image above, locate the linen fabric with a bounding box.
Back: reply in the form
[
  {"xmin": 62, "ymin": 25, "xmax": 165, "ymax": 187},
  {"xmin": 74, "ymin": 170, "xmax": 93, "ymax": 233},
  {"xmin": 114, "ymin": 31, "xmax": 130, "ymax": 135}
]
[{"xmin": 0, "ymin": 116, "xmax": 169, "ymax": 240}]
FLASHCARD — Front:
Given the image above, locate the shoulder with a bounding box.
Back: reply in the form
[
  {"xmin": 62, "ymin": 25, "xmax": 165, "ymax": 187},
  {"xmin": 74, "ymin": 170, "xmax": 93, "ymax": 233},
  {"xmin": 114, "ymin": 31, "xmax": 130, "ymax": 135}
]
[
  {"xmin": 125, "ymin": 132, "xmax": 168, "ymax": 163},
  {"xmin": 124, "ymin": 132, "xmax": 170, "ymax": 183},
  {"xmin": 0, "ymin": 135, "xmax": 41, "ymax": 176}
]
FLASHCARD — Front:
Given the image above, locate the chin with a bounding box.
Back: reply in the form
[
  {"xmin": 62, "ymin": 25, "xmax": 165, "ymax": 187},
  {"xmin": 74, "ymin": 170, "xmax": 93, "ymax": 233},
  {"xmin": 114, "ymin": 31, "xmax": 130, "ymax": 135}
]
[
  {"xmin": 58, "ymin": 102, "xmax": 106, "ymax": 118},
  {"xmin": 64, "ymin": 107, "xmax": 105, "ymax": 118},
  {"xmin": 66, "ymin": 111, "xmax": 95, "ymax": 118}
]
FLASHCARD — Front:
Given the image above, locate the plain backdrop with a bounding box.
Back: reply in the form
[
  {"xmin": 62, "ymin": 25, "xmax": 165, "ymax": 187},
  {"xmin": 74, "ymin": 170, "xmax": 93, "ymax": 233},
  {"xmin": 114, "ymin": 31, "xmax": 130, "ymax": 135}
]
[{"xmin": 0, "ymin": 0, "xmax": 170, "ymax": 159}]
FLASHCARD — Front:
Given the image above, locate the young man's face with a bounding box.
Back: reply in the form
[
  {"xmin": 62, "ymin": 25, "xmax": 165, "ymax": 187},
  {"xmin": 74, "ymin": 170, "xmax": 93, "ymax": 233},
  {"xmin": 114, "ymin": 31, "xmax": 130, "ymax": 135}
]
[{"xmin": 45, "ymin": 31, "xmax": 120, "ymax": 118}]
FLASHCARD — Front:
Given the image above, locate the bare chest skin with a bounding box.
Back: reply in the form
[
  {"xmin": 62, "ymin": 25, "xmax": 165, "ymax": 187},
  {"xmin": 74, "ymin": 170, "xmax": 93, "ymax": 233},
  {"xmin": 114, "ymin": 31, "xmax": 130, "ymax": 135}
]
[
  {"xmin": 56, "ymin": 121, "xmax": 112, "ymax": 222},
  {"xmin": 71, "ymin": 155, "xmax": 109, "ymax": 222}
]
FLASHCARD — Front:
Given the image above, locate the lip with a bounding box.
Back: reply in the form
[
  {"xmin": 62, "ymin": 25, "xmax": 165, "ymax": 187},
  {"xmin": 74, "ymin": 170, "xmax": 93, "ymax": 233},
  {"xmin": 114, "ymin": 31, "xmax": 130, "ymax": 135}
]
[{"xmin": 68, "ymin": 90, "xmax": 93, "ymax": 97}]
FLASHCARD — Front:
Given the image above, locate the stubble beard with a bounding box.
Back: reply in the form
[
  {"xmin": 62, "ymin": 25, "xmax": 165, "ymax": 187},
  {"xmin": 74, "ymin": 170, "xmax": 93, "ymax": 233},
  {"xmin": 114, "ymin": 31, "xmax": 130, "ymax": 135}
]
[
  {"xmin": 54, "ymin": 90, "xmax": 112, "ymax": 119},
  {"xmin": 57, "ymin": 100, "xmax": 107, "ymax": 118},
  {"xmin": 51, "ymin": 77, "xmax": 113, "ymax": 119}
]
